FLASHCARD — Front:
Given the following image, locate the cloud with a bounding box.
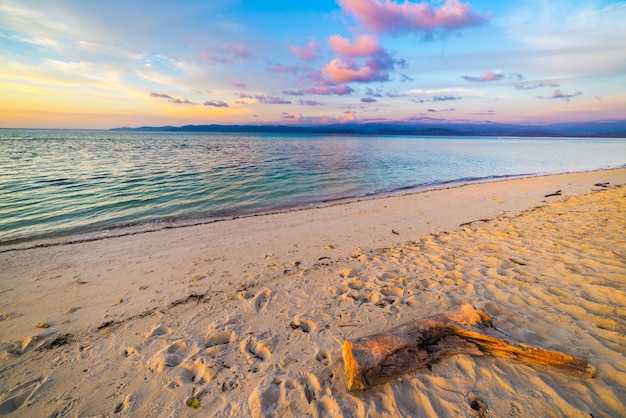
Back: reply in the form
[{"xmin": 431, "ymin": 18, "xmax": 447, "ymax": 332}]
[
  {"xmin": 237, "ymin": 94, "xmax": 291, "ymax": 105},
  {"xmin": 203, "ymin": 100, "xmax": 229, "ymax": 107},
  {"xmin": 514, "ymin": 82, "xmax": 560, "ymax": 90},
  {"xmin": 365, "ymin": 88, "xmax": 384, "ymax": 97},
  {"xmin": 547, "ymin": 89, "xmax": 582, "ymax": 102},
  {"xmin": 265, "ymin": 64, "xmax": 300, "ymax": 74},
  {"xmin": 282, "ymin": 90, "xmax": 305, "ymax": 97},
  {"xmin": 322, "ymin": 58, "xmax": 380, "ymax": 83},
  {"xmin": 150, "ymin": 92, "xmax": 173, "ymax": 99},
  {"xmin": 149, "ymin": 92, "xmax": 195, "ymax": 104},
  {"xmin": 199, "ymin": 44, "xmax": 252, "ymax": 64},
  {"xmin": 412, "ymin": 95, "xmax": 461, "ymax": 103},
  {"xmin": 361, "ymin": 97, "xmax": 377, "ymax": 103},
  {"xmin": 408, "ymin": 87, "xmax": 481, "ymax": 101},
  {"xmin": 258, "ymin": 96, "xmax": 291, "ymax": 105},
  {"xmin": 274, "ymin": 34, "xmax": 401, "ymax": 97},
  {"xmin": 233, "ymin": 81, "xmax": 246, "ymax": 88},
  {"xmin": 461, "ymin": 70, "xmax": 504, "ymax": 82},
  {"xmin": 282, "ymin": 112, "xmax": 304, "ymax": 120},
  {"xmin": 289, "ymin": 40, "xmax": 319, "ymax": 61},
  {"xmin": 198, "ymin": 53, "xmax": 231, "ymax": 64},
  {"xmin": 338, "ymin": 0, "xmax": 490, "ymax": 35},
  {"xmin": 427, "ymin": 108, "xmax": 456, "ymax": 113},
  {"xmin": 299, "ymin": 99, "xmax": 324, "ymax": 106},
  {"xmin": 328, "ymin": 34, "xmax": 379, "ymax": 57},
  {"xmin": 432, "ymin": 96, "xmax": 461, "ymax": 102},
  {"xmin": 235, "ymin": 93, "xmax": 292, "ymax": 104},
  {"xmin": 342, "ymin": 110, "xmax": 357, "ymax": 122},
  {"xmin": 283, "ymin": 84, "xmax": 354, "ymax": 96},
  {"xmin": 321, "ymin": 34, "xmax": 404, "ymax": 83}
]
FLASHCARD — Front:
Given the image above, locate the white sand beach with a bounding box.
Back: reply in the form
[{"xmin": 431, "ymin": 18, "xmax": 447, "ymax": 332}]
[{"xmin": 1, "ymin": 168, "xmax": 625, "ymax": 417}]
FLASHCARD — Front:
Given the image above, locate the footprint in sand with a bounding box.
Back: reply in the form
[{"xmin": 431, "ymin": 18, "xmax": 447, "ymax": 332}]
[
  {"xmin": 3, "ymin": 335, "xmax": 43, "ymax": 357},
  {"xmin": 345, "ymin": 278, "xmax": 366, "ymax": 290},
  {"xmin": 146, "ymin": 324, "xmax": 174, "ymax": 339},
  {"xmin": 150, "ymin": 340, "xmax": 199, "ymax": 372},
  {"xmin": 381, "ymin": 286, "xmax": 404, "ymax": 297},
  {"xmin": 300, "ymin": 372, "xmax": 322, "ymax": 404},
  {"xmin": 315, "ymin": 348, "xmax": 331, "ymax": 366},
  {"xmin": 112, "ymin": 394, "xmax": 136, "ymax": 415},
  {"xmin": 205, "ymin": 330, "xmax": 235, "ymax": 347},
  {"xmin": 326, "ymin": 285, "xmax": 349, "ymax": 296},
  {"xmin": 178, "ymin": 358, "xmax": 212, "ymax": 385},
  {"xmin": 241, "ymin": 337, "xmax": 271, "ymax": 362},
  {"xmin": 317, "ymin": 394, "xmax": 343, "ymax": 417},
  {"xmin": 248, "ymin": 377, "xmax": 286, "ymax": 416},
  {"xmin": 0, "ymin": 376, "xmax": 46, "ymax": 414},
  {"xmin": 121, "ymin": 347, "xmax": 141, "ymax": 358},
  {"xmin": 290, "ymin": 317, "xmax": 317, "ymax": 333},
  {"xmin": 339, "ymin": 268, "xmax": 358, "ymax": 279},
  {"xmin": 252, "ymin": 288, "xmax": 272, "ymax": 312}
]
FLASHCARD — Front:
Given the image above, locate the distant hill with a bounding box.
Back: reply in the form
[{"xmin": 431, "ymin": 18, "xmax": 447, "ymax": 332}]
[{"xmin": 111, "ymin": 119, "xmax": 626, "ymax": 138}]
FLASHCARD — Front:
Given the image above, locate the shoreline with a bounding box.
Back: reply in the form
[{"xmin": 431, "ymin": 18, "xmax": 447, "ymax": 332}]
[
  {"xmin": 1, "ymin": 167, "xmax": 622, "ymax": 253},
  {"xmin": 1, "ymin": 168, "xmax": 625, "ymax": 416}
]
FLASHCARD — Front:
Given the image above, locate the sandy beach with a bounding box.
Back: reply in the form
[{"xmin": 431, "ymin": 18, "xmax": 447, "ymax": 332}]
[{"xmin": 1, "ymin": 168, "xmax": 625, "ymax": 417}]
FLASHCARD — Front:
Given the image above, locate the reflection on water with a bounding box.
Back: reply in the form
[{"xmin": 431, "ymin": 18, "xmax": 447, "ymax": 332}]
[{"xmin": 1, "ymin": 130, "xmax": 625, "ymax": 244}]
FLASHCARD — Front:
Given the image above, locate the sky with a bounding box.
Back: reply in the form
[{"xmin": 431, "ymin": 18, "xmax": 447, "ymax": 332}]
[{"xmin": 1, "ymin": 0, "xmax": 625, "ymax": 129}]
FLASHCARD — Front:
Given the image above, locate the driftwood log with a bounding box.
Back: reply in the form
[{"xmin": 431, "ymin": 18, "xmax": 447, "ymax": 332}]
[{"xmin": 342, "ymin": 304, "xmax": 596, "ymax": 390}]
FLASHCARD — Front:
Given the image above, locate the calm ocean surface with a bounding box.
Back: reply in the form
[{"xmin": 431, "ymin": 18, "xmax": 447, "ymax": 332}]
[{"xmin": 1, "ymin": 129, "xmax": 625, "ymax": 246}]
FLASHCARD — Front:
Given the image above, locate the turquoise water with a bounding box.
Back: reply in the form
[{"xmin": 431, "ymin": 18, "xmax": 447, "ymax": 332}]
[{"xmin": 1, "ymin": 129, "xmax": 625, "ymax": 246}]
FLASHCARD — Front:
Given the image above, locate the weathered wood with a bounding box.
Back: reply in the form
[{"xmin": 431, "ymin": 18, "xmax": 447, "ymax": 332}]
[{"xmin": 342, "ymin": 304, "xmax": 596, "ymax": 390}]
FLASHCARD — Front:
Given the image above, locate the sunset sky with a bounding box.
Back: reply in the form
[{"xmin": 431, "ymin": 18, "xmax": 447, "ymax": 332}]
[{"xmin": 1, "ymin": 0, "xmax": 625, "ymax": 129}]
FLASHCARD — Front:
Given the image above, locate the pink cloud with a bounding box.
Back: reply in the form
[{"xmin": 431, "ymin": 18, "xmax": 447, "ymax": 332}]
[
  {"xmin": 549, "ymin": 90, "xmax": 582, "ymax": 101},
  {"xmin": 233, "ymin": 81, "xmax": 247, "ymax": 88},
  {"xmin": 338, "ymin": 0, "xmax": 489, "ymax": 34},
  {"xmin": 342, "ymin": 110, "xmax": 358, "ymax": 122},
  {"xmin": 225, "ymin": 44, "xmax": 251, "ymax": 59},
  {"xmin": 461, "ymin": 70, "xmax": 504, "ymax": 82},
  {"xmin": 328, "ymin": 34, "xmax": 379, "ymax": 56},
  {"xmin": 289, "ymin": 40, "xmax": 319, "ymax": 61},
  {"xmin": 282, "ymin": 112, "xmax": 304, "ymax": 120},
  {"xmin": 321, "ymin": 53, "xmax": 399, "ymax": 83},
  {"xmin": 274, "ymin": 35, "xmax": 401, "ymax": 96},
  {"xmin": 322, "ymin": 58, "xmax": 378, "ymax": 83},
  {"xmin": 321, "ymin": 34, "xmax": 402, "ymax": 84},
  {"xmin": 198, "ymin": 52, "xmax": 231, "ymax": 64}
]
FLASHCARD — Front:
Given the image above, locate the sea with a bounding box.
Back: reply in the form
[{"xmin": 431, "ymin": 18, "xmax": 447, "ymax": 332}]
[{"xmin": 1, "ymin": 129, "xmax": 625, "ymax": 248}]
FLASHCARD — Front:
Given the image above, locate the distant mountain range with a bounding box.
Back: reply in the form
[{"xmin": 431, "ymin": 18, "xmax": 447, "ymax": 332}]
[{"xmin": 111, "ymin": 119, "xmax": 626, "ymax": 138}]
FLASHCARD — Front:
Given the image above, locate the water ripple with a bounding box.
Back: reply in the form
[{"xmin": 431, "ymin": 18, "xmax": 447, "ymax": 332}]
[{"xmin": 1, "ymin": 130, "xmax": 625, "ymax": 245}]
